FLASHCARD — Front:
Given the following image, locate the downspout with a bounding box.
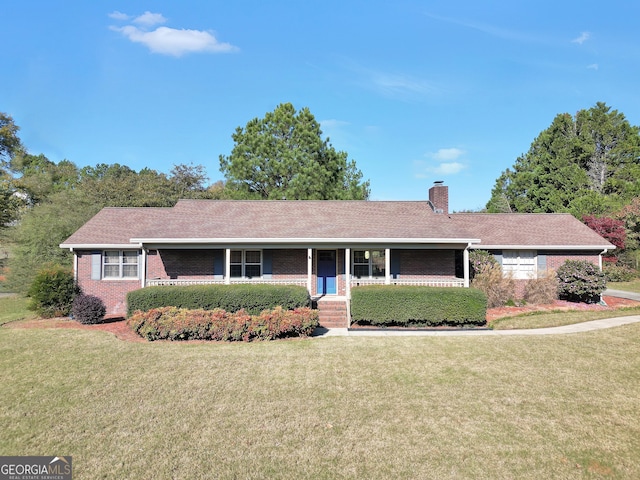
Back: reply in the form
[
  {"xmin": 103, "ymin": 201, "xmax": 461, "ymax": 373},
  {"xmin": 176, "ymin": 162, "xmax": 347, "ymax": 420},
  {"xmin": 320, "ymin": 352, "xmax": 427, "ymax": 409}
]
[
  {"xmin": 72, "ymin": 249, "xmax": 78, "ymax": 283},
  {"xmin": 599, "ymin": 249, "xmax": 608, "ymax": 271}
]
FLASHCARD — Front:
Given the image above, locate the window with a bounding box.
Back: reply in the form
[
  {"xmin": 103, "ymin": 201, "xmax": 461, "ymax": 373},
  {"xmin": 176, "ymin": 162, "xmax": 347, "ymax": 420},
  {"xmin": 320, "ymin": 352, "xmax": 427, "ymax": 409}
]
[
  {"xmin": 103, "ymin": 250, "xmax": 139, "ymax": 279},
  {"xmin": 502, "ymin": 250, "xmax": 536, "ymax": 279},
  {"xmin": 230, "ymin": 250, "xmax": 262, "ymax": 278},
  {"xmin": 352, "ymin": 250, "xmax": 385, "ymax": 278}
]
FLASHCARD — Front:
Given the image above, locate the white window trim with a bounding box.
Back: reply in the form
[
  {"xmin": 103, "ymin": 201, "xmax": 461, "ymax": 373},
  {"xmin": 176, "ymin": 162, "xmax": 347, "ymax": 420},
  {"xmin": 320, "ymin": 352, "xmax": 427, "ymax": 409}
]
[
  {"xmin": 230, "ymin": 249, "xmax": 263, "ymax": 278},
  {"xmin": 502, "ymin": 250, "xmax": 537, "ymax": 280},
  {"xmin": 352, "ymin": 249, "xmax": 386, "ymax": 278},
  {"xmin": 102, "ymin": 250, "xmax": 139, "ymax": 279}
]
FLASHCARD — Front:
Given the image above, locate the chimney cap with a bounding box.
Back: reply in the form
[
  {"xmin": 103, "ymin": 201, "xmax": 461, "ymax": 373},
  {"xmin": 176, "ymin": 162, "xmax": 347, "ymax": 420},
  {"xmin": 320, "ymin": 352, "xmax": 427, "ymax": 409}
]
[{"xmin": 433, "ymin": 180, "xmax": 444, "ymax": 185}]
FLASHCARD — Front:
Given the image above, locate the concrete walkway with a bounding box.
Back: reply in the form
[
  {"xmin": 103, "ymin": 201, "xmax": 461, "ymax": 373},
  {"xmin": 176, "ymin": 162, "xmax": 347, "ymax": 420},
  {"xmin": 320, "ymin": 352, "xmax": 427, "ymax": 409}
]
[{"xmin": 315, "ymin": 288, "xmax": 640, "ymax": 337}]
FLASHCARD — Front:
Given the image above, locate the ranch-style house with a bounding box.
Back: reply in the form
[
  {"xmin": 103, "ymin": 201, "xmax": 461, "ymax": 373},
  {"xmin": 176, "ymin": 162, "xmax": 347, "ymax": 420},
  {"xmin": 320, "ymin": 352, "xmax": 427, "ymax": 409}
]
[{"xmin": 60, "ymin": 183, "xmax": 614, "ymax": 327}]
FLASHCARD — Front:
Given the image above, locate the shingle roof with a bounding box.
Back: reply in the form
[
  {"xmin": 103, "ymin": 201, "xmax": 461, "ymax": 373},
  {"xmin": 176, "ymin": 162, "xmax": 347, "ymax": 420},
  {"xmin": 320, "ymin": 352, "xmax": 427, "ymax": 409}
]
[
  {"xmin": 60, "ymin": 207, "xmax": 170, "ymax": 247},
  {"xmin": 452, "ymin": 213, "xmax": 613, "ymax": 249},
  {"xmin": 60, "ymin": 200, "xmax": 613, "ymax": 250}
]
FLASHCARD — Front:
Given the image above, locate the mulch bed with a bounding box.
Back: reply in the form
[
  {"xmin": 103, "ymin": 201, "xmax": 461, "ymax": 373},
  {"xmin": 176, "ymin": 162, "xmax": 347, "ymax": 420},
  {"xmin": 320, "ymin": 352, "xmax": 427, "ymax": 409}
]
[
  {"xmin": 486, "ymin": 295, "xmax": 640, "ymax": 321},
  {"xmin": 5, "ymin": 296, "xmax": 640, "ymax": 341}
]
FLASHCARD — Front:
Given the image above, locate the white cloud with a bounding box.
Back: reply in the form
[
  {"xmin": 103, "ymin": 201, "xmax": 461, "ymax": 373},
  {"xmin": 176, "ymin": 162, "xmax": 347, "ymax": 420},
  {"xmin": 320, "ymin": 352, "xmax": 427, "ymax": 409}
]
[
  {"xmin": 108, "ymin": 11, "xmax": 130, "ymax": 21},
  {"xmin": 587, "ymin": 63, "xmax": 599, "ymax": 70},
  {"xmin": 433, "ymin": 162, "xmax": 465, "ymax": 175},
  {"xmin": 134, "ymin": 11, "xmax": 167, "ymax": 27},
  {"xmin": 413, "ymin": 148, "xmax": 467, "ymax": 178},
  {"xmin": 371, "ymin": 71, "xmax": 439, "ymax": 98},
  {"xmin": 109, "ymin": 11, "xmax": 238, "ymax": 57},
  {"xmin": 429, "ymin": 147, "xmax": 465, "ymax": 161},
  {"xmin": 572, "ymin": 32, "xmax": 591, "ymax": 45}
]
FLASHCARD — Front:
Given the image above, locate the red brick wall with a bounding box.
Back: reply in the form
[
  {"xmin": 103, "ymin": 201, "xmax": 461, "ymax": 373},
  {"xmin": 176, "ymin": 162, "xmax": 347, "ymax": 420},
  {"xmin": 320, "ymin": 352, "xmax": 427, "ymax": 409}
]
[
  {"xmin": 399, "ymin": 249, "xmax": 456, "ymax": 278},
  {"xmin": 544, "ymin": 252, "xmax": 600, "ymax": 271},
  {"xmin": 76, "ymin": 251, "xmax": 140, "ymax": 317},
  {"xmin": 272, "ymin": 249, "xmax": 307, "ymax": 279},
  {"xmin": 153, "ymin": 249, "xmax": 217, "ymax": 279}
]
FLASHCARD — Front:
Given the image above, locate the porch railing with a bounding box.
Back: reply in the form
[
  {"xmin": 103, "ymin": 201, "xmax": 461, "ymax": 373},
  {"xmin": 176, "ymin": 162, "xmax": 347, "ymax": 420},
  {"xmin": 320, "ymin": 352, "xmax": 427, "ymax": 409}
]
[
  {"xmin": 146, "ymin": 278, "xmax": 308, "ymax": 287},
  {"xmin": 350, "ymin": 278, "xmax": 465, "ymax": 288}
]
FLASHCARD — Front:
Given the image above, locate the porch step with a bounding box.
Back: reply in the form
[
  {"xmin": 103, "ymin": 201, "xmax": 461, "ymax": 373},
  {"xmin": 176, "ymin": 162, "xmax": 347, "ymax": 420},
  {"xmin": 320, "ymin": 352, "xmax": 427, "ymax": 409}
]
[{"xmin": 315, "ymin": 299, "xmax": 349, "ymax": 329}]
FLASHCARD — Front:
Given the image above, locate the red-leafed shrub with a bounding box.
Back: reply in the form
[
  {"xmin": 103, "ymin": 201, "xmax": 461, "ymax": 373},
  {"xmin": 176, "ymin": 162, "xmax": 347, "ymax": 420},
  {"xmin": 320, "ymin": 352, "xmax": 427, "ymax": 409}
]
[
  {"xmin": 127, "ymin": 306, "xmax": 319, "ymax": 342},
  {"xmin": 583, "ymin": 215, "xmax": 626, "ymax": 250},
  {"xmin": 72, "ymin": 294, "xmax": 106, "ymax": 324}
]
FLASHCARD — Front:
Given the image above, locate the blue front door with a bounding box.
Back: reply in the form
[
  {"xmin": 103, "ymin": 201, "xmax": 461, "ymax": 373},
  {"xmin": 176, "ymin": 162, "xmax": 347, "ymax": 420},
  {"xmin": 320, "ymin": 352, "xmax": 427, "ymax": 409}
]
[{"xmin": 317, "ymin": 250, "xmax": 337, "ymax": 295}]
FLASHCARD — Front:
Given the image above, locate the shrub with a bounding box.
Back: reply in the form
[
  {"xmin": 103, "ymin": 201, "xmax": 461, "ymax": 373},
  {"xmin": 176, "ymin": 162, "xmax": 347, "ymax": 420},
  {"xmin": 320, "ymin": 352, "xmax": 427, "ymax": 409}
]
[
  {"xmin": 469, "ymin": 250, "xmax": 499, "ymax": 278},
  {"xmin": 127, "ymin": 306, "xmax": 319, "ymax": 341},
  {"xmin": 27, "ymin": 264, "xmax": 80, "ymax": 318},
  {"xmin": 72, "ymin": 294, "xmax": 106, "ymax": 324},
  {"xmin": 603, "ymin": 264, "xmax": 637, "ymax": 283},
  {"xmin": 126, "ymin": 284, "xmax": 310, "ymax": 317},
  {"xmin": 523, "ymin": 273, "xmax": 559, "ymax": 305},
  {"xmin": 350, "ymin": 286, "xmax": 487, "ymax": 327},
  {"xmin": 556, "ymin": 260, "xmax": 606, "ymax": 304},
  {"xmin": 470, "ymin": 264, "xmax": 516, "ymax": 308}
]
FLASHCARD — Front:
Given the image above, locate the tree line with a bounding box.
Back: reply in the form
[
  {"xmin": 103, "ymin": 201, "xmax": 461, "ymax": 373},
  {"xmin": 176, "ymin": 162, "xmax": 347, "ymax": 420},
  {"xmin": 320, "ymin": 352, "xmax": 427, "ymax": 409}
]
[
  {"xmin": 486, "ymin": 102, "xmax": 640, "ymax": 267},
  {"xmin": 0, "ymin": 104, "xmax": 370, "ymax": 291}
]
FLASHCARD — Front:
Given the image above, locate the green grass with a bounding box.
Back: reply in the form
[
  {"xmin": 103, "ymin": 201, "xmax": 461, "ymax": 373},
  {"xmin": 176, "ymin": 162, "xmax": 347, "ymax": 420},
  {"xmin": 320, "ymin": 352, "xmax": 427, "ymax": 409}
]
[
  {"xmin": 1, "ymin": 311, "xmax": 640, "ymax": 478},
  {"xmin": 0, "ymin": 295, "xmax": 35, "ymax": 325},
  {"xmin": 491, "ymin": 306, "xmax": 640, "ymax": 330},
  {"xmin": 609, "ymin": 279, "xmax": 640, "ymax": 293}
]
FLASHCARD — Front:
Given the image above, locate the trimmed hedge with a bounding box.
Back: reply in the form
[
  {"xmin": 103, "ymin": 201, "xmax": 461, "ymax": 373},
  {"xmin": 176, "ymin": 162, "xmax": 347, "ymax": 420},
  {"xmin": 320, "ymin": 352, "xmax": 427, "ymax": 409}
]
[
  {"xmin": 127, "ymin": 306, "xmax": 319, "ymax": 341},
  {"xmin": 351, "ymin": 286, "xmax": 487, "ymax": 327},
  {"xmin": 126, "ymin": 284, "xmax": 310, "ymax": 317}
]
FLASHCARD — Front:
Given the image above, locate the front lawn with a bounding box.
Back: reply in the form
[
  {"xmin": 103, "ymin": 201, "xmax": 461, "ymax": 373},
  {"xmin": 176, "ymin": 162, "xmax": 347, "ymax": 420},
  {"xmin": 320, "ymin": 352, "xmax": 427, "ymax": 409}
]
[
  {"xmin": 1, "ymin": 313, "xmax": 639, "ymax": 478},
  {"xmin": 491, "ymin": 306, "xmax": 640, "ymax": 330},
  {"xmin": 609, "ymin": 279, "xmax": 640, "ymax": 294}
]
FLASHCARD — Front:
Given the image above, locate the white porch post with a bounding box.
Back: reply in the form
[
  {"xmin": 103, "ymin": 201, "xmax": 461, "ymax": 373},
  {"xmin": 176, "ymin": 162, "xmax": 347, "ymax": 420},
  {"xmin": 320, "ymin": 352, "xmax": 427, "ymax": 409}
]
[
  {"xmin": 307, "ymin": 248, "xmax": 313, "ymax": 295},
  {"xmin": 225, "ymin": 248, "xmax": 231, "ymax": 285},
  {"xmin": 385, "ymin": 248, "xmax": 391, "ymax": 285},
  {"xmin": 141, "ymin": 248, "xmax": 147, "ymax": 288},
  {"xmin": 345, "ymin": 247, "xmax": 351, "ymax": 298},
  {"xmin": 463, "ymin": 245, "xmax": 470, "ymax": 288}
]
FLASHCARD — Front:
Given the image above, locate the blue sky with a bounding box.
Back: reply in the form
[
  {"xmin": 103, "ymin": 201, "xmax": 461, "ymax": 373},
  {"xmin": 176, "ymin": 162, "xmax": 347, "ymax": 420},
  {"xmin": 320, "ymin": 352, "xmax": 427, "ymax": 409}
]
[{"xmin": 3, "ymin": 1, "xmax": 640, "ymax": 212}]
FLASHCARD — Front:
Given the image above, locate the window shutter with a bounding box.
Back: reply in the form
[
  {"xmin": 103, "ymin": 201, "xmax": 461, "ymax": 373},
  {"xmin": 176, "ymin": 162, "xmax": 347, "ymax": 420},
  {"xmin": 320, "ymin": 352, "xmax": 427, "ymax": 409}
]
[
  {"xmin": 91, "ymin": 252, "xmax": 102, "ymax": 280},
  {"xmin": 537, "ymin": 253, "xmax": 547, "ymax": 273},
  {"xmin": 138, "ymin": 250, "xmax": 143, "ymax": 280},
  {"xmin": 262, "ymin": 249, "xmax": 272, "ymax": 279},
  {"xmin": 213, "ymin": 250, "xmax": 224, "ymax": 279},
  {"xmin": 390, "ymin": 249, "xmax": 401, "ymax": 279}
]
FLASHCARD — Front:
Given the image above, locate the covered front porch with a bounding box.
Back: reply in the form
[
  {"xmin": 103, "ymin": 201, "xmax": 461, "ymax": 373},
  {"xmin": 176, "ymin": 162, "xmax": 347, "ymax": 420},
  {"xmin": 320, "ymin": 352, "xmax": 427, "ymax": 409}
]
[{"xmin": 142, "ymin": 246, "xmax": 470, "ymax": 298}]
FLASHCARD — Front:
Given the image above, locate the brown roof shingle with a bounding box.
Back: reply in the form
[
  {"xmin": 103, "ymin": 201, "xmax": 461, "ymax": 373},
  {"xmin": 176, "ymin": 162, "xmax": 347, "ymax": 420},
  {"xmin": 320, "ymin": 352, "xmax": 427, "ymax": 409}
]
[
  {"xmin": 452, "ymin": 213, "xmax": 613, "ymax": 248},
  {"xmin": 60, "ymin": 200, "xmax": 613, "ymax": 250}
]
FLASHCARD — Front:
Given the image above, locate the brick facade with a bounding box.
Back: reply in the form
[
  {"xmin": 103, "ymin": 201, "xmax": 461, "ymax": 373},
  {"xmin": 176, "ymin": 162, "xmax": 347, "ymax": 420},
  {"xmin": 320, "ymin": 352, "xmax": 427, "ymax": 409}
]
[
  {"xmin": 76, "ymin": 247, "xmax": 604, "ymax": 317},
  {"xmin": 76, "ymin": 251, "xmax": 140, "ymax": 317}
]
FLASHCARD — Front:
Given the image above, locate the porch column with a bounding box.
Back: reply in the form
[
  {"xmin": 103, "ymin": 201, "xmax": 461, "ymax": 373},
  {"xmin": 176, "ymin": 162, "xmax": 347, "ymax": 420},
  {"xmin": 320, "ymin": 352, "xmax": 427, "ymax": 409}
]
[
  {"xmin": 141, "ymin": 248, "xmax": 147, "ymax": 288},
  {"xmin": 463, "ymin": 245, "xmax": 470, "ymax": 288},
  {"xmin": 385, "ymin": 248, "xmax": 391, "ymax": 285},
  {"xmin": 345, "ymin": 247, "xmax": 351, "ymax": 299},
  {"xmin": 307, "ymin": 248, "xmax": 313, "ymax": 294},
  {"xmin": 225, "ymin": 248, "xmax": 231, "ymax": 285}
]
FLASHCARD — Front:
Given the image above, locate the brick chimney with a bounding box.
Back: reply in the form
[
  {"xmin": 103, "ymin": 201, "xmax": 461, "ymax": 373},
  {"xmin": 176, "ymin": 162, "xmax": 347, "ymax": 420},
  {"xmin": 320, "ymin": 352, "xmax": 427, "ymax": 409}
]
[{"xmin": 428, "ymin": 181, "xmax": 448, "ymax": 214}]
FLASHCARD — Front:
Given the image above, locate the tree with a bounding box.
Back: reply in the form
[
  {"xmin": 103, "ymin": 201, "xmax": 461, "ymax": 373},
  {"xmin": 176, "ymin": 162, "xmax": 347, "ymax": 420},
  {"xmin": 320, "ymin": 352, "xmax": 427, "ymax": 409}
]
[
  {"xmin": 487, "ymin": 103, "xmax": 640, "ymax": 217},
  {"xmin": 582, "ymin": 215, "xmax": 626, "ymax": 264},
  {"xmin": 0, "ymin": 113, "xmax": 25, "ymax": 229},
  {"xmin": 219, "ymin": 103, "xmax": 370, "ymax": 200}
]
